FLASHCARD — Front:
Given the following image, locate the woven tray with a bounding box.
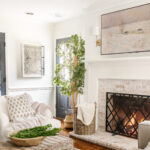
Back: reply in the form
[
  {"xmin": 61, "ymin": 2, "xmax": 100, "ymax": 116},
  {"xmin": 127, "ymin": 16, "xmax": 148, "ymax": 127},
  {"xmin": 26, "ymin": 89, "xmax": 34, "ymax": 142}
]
[{"xmin": 73, "ymin": 103, "xmax": 96, "ymax": 135}]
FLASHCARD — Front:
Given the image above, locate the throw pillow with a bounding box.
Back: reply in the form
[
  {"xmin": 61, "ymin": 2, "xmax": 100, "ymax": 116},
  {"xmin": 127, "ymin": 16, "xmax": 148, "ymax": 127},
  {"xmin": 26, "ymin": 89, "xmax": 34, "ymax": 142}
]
[{"xmin": 5, "ymin": 93, "xmax": 35, "ymax": 122}]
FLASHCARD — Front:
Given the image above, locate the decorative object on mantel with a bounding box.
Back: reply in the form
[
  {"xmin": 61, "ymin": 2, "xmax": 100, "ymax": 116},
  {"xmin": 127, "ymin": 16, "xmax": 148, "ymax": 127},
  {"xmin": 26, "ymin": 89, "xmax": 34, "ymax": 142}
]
[
  {"xmin": 53, "ymin": 34, "xmax": 86, "ymax": 129},
  {"xmin": 22, "ymin": 44, "xmax": 45, "ymax": 77},
  {"xmin": 92, "ymin": 26, "xmax": 101, "ymax": 47},
  {"xmin": 101, "ymin": 3, "xmax": 150, "ymax": 55},
  {"xmin": 73, "ymin": 102, "xmax": 96, "ymax": 135}
]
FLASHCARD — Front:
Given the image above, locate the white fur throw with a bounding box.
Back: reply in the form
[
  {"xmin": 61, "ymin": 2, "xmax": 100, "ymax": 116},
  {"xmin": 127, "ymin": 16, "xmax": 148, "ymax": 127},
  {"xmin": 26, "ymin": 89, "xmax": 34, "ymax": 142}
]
[{"xmin": 77, "ymin": 103, "xmax": 95, "ymax": 125}]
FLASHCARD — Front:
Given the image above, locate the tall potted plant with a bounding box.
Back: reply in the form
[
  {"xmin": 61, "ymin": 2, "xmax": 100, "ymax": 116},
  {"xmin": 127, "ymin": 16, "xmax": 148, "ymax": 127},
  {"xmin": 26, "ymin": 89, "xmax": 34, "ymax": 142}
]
[{"xmin": 53, "ymin": 34, "xmax": 86, "ymax": 127}]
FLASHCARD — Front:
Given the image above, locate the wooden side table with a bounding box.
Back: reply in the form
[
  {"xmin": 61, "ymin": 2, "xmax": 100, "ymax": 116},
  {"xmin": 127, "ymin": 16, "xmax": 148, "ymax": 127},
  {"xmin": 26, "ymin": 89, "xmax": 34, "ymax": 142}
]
[{"xmin": 0, "ymin": 135, "xmax": 73, "ymax": 150}]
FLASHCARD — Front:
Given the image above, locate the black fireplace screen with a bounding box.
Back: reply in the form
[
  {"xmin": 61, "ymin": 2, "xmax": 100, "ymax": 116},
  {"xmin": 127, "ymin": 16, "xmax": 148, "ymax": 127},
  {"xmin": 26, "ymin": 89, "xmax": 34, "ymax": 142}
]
[{"xmin": 106, "ymin": 92, "xmax": 150, "ymax": 138}]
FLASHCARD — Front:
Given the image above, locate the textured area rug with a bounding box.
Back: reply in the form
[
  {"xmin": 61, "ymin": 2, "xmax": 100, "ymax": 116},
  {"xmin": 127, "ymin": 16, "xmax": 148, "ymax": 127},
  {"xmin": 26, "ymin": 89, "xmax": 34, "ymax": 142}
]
[
  {"xmin": 143, "ymin": 143, "xmax": 150, "ymax": 150},
  {"xmin": 0, "ymin": 135, "xmax": 73, "ymax": 150},
  {"xmin": 70, "ymin": 131, "xmax": 138, "ymax": 150}
]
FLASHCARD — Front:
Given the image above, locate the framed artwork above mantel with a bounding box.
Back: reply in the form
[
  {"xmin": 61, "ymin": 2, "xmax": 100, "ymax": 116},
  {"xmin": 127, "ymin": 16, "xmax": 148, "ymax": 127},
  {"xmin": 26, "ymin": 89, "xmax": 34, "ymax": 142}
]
[{"xmin": 101, "ymin": 3, "xmax": 150, "ymax": 55}]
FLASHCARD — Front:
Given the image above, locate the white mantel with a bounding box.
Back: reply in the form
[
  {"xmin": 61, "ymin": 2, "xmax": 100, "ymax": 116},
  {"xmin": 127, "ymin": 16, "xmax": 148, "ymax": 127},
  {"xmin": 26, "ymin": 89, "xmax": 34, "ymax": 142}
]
[{"xmin": 85, "ymin": 58, "xmax": 150, "ymax": 103}]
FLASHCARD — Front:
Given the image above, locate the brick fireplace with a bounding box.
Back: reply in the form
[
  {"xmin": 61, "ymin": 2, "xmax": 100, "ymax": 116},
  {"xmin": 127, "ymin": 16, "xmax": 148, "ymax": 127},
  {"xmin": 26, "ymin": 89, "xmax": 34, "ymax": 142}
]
[
  {"xmin": 70, "ymin": 79, "xmax": 148, "ymax": 149},
  {"xmin": 98, "ymin": 79, "xmax": 150, "ymax": 136}
]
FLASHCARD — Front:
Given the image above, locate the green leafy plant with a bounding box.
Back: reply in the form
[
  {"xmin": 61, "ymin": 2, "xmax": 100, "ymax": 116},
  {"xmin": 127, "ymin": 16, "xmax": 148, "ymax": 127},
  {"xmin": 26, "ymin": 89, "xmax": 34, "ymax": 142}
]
[
  {"xmin": 53, "ymin": 34, "xmax": 86, "ymax": 106},
  {"xmin": 11, "ymin": 124, "xmax": 61, "ymax": 138}
]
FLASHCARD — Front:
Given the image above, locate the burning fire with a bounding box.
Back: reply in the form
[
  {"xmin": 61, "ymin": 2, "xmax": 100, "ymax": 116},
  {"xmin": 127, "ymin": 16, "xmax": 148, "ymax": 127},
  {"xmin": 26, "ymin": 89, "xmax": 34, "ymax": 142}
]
[{"xmin": 124, "ymin": 112, "xmax": 144, "ymax": 135}]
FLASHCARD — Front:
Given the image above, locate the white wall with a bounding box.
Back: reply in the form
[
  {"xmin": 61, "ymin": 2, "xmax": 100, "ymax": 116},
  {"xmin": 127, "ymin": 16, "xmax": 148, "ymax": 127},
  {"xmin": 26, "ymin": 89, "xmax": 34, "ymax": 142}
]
[
  {"xmin": 0, "ymin": 17, "xmax": 55, "ymax": 113},
  {"xmin": 54, "ymin": 0, "xmax": 150, "ymax": 103}
]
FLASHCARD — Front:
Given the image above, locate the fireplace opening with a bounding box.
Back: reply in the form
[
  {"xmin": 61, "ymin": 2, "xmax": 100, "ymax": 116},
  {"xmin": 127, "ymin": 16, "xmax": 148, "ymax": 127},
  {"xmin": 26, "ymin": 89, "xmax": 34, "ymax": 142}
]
[{"xmin": 106, "ymin": 92, "xmax": 150, "ymax": 138}]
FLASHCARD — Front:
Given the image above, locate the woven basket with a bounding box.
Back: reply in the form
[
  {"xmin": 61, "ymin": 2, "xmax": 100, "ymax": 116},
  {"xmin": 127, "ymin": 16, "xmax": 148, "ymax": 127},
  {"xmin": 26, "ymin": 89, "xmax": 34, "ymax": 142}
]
[{"xmin": 73, "ymin": 103, "xmax": 96, "ymax": 135}]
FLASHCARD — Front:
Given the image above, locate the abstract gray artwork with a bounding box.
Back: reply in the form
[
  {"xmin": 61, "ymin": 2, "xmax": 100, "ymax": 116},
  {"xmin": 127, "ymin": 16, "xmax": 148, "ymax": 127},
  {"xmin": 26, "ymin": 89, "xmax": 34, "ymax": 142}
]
[
  {"xmin": 101, "ymin": 3, "xmax": 150, "ymax": 55},
  {"xmin": 22, "ymin": 44, "xmax": 44, "ymax": 77}
]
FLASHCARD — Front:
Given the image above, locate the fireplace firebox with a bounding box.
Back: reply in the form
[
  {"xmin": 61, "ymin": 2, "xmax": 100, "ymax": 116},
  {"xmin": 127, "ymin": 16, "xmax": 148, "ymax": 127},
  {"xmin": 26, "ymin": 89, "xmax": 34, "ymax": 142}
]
[{"xmin": 106, "ymin": 92, "xmax": 150, "ymax": 138}]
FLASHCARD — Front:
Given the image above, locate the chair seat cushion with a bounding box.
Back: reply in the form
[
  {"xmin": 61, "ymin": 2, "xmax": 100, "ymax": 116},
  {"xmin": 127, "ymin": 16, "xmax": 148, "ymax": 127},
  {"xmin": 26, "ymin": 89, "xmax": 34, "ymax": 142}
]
[{"xmin": 5, "ymin": 93, "xmax": 35, "ymax": 121}]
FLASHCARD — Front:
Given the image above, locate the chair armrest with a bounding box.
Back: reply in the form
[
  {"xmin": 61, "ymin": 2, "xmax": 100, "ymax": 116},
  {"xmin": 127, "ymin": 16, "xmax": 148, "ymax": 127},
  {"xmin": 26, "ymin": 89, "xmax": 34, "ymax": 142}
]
[
  {"xmin": 0, "ymin": 112, "xmax": 10, "ymax": 141},
  {"xmin": 138, "ymin": 121, "xmax": 150, "ymax": 149},
  {"xmin": 0, "ymin": 112, "xmax": 9, "ymax": 130}
]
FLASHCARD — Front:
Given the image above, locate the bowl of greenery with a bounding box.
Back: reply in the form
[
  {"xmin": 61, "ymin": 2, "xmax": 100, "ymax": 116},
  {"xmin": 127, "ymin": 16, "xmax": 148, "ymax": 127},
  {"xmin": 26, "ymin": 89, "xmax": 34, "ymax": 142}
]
[{"xmin": 9, "ymin": 124, "xmax": 61, "ymax": 147}]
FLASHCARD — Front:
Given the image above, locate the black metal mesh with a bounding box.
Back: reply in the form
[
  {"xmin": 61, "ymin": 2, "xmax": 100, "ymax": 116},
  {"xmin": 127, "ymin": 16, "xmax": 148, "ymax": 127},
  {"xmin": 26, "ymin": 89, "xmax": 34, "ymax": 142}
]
[{"xmin": 106, "ymin": 92, "xmax": 150, "ymax": 138}]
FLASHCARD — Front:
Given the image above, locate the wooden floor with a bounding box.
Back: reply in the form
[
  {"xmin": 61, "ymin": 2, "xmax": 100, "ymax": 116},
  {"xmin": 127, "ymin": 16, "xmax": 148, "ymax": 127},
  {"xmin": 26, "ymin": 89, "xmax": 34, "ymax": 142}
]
[{"xmin": 59, "ymin": 119, "xmax": 111, "ymax": 150}]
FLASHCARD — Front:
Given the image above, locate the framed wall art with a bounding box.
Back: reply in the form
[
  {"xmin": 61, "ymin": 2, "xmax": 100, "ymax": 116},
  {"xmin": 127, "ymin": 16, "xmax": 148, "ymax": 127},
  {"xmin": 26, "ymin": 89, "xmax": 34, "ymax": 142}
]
[
  {"xmin": 22, "ymin": 44, "xmax": 45, "ymax": 78},
  {"xmin": 101, "ymin": 3, "xmax": 150, "ymax": 55}
]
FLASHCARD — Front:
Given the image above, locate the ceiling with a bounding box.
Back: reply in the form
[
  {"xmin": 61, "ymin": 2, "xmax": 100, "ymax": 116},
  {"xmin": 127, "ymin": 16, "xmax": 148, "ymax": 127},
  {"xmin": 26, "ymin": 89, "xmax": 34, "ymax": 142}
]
[
  {"xmin": 0, "ymin": 0, "xmax": 136, "ymax": 23},
  {"xmin": 0, "ymin": 0, "xmax": 98, "ymax": 23}
]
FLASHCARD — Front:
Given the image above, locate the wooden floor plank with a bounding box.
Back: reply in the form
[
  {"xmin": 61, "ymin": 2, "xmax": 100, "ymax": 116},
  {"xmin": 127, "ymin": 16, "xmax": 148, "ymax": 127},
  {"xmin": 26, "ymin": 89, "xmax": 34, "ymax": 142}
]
[{"xmin": 59, "ymin": 118, "xmax": 111, "ymax": 150}]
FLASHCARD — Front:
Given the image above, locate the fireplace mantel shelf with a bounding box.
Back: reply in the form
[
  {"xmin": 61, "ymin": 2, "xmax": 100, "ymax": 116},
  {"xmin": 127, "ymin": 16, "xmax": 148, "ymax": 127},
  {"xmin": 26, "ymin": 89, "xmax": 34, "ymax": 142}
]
[{"xmin": 85, "ymin": 56, "xmax": 150, "ymax": 63}]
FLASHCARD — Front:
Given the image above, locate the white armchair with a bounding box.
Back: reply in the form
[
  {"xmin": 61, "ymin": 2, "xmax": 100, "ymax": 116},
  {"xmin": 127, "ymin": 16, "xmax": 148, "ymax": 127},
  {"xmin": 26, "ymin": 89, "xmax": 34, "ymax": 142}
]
[
  {"xmin": 0, "ymin": 96, "xmax": 10, "ymax": 141},
  {"xmin": 0, "ymin": 95, "xmax": 61, "ymax": 142},
  {"xmin": 138, "ymin": 121, "xmax": 150, "ymax": 149}
]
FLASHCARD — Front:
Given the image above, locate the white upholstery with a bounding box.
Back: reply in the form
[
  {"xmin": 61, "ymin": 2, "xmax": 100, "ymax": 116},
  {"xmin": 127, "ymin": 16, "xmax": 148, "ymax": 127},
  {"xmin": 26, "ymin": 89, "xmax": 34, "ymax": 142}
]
[
  {"xmin": 49, "ymin": 118, "xmax": 62, "ymax": 129},
  {"xmin": 0, "ymin": 96, "xmax": 10, "ymax": 141},
  {"xmin": 138, "ymin": 121, "xmax": 150, "ymax": 149},
  {"xmin": 0, "ymin": 112, "xmax": 10, "ymax": 141},
  {"xmin": 0, "ymin": 95, "xmax": 61, "ymax": 142},
  {"xmin": 0, "ymin": 96, "xmax": 8, "ymax": 116}
]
